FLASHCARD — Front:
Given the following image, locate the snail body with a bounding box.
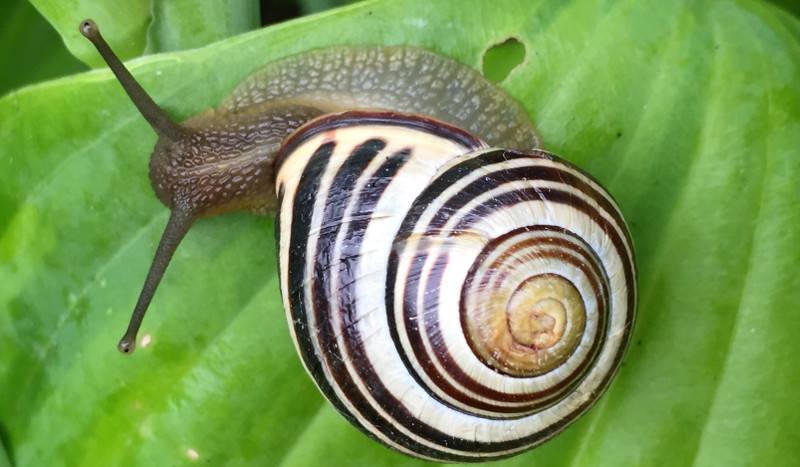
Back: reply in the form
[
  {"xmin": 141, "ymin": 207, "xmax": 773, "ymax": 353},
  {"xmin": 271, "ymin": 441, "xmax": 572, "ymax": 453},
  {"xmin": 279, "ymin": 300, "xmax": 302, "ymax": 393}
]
[{"xmin": 80, "ymin": 19, "xmax": 636, "ymax": 462}]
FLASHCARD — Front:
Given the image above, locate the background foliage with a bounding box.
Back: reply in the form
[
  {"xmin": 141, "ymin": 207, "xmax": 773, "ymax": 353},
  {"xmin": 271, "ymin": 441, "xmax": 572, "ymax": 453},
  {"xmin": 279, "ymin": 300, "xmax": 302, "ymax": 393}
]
[{"xmin": 1, "ymin": 0, "xmax": 799, "ymax": 465}]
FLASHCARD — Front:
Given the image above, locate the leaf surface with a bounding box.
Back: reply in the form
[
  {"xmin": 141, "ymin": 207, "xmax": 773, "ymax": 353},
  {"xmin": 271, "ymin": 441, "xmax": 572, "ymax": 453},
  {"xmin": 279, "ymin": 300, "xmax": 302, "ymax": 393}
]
[
  {"xmin": 31, "ymin": 0, "xmax": 260, "ymax": 66},
  {"xmin": 1, "ymin": 0, "xmax": 799, "ymax": 465}
]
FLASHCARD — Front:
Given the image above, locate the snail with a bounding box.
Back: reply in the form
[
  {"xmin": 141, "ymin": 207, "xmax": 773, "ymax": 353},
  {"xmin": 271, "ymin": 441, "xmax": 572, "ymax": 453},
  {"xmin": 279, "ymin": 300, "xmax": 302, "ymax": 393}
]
[{"xmin": 80, "ymin": 18, "xmax": 636, "ymax": 462}]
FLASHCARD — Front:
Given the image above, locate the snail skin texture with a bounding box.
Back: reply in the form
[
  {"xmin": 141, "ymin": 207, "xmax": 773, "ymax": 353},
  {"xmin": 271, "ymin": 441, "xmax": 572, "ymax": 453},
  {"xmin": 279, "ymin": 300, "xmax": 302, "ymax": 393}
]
[{"xmin": 80, "ymin": 19, "xmax": 636, "ymax": 463}]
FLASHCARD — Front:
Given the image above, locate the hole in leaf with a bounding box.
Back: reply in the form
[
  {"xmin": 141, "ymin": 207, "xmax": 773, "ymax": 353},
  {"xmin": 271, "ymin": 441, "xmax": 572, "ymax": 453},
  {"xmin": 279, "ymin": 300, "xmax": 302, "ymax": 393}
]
[{"xmin": 482, "ymin": 37, "xmax": 526, "ymax": 83}]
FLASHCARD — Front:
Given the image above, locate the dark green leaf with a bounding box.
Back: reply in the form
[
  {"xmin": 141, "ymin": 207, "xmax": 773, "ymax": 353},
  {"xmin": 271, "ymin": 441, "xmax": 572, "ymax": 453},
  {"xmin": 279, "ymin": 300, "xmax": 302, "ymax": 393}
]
[
  {"xmin": 148, "ymin": 0, "xmax": 261, "ymax": 53},
  {"xmin": 0, "ymin": 0, "xmax": 86, "ymax": 96},
  {"xmin": 30, "ymin": 0, "xmax": 261, "ymax": 66},
  {"xmin": 30, "ymin": 0, "xmax": 151, "ymax": 66}
]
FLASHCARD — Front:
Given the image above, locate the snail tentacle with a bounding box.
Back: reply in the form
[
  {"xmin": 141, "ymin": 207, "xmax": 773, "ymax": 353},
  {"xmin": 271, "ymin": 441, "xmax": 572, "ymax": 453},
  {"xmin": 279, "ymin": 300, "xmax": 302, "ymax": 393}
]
[
  {"xmin": 80, "ymin": 19, "xmax": 636, "ymax": 461},
  {"xmin": 79, "ymin": 19, "xmax": 184, "ymax": 141},
  {"xmin": 119, "ymin": 208, "xmax": 196, "ymax": 353}
]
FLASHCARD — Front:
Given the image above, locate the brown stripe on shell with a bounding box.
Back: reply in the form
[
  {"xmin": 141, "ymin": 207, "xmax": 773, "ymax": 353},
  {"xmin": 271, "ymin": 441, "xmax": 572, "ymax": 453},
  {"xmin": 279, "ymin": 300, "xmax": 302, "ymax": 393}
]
[
  {"xmin": 462, "ymin": 230, "xmax": 610, "ymax": 394},
  {"xmin": 279, "ymin": 113, "xmax": 553, "ymax": 460},
  {"xmin": 289, "ymin": 137, "xmax": 464, "ymax": 459},
  {"xmin": 309, "ymin": 148, "xmax": 558, "ymax": 458},
  {"xmin": 448, "ymin": 186, "xmax": 636, "ymax": 327},
  {"xmin": 407, "ymin": 151, "xmax": 636, "ymax": 337},
  {"xmin": 388, "ymin": 149, "xmax": 633, "ymax": 420},
  {"xmin": 395, "ymin": 229, "xmax": 609, "ymax": 414},
  {"xmin": 276, "ymin": 110, "xmax": 488, "ymax": 171},
  {"xmin": 277, "ymin": 122, "xmax": 636, "ymax": 461},
  {"xmin": 406, "ymin": 149, "xmax": 632, "ymax": 268},
  {"xmin": 468, "ymin": 230, "xmax": 609, "ymax": 375}
]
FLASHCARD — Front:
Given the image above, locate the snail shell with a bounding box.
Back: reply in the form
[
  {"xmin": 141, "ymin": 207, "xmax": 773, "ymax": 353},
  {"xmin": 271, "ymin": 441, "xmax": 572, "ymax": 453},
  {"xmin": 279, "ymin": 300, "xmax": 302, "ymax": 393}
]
[
  {"xmin": 275, "ymin": 111, "xmax": 636, "ymax": 461},
  {"xmin": 79, "ymin": 19, "xmax": 637, "ymax": 462}
]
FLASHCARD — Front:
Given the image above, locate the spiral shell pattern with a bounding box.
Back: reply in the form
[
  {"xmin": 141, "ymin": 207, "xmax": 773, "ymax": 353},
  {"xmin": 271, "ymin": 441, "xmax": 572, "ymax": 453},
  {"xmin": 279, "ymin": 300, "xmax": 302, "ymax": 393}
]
[{"xmin": 275, "ymin": 111, "xmax": 636, "ymax": 462}]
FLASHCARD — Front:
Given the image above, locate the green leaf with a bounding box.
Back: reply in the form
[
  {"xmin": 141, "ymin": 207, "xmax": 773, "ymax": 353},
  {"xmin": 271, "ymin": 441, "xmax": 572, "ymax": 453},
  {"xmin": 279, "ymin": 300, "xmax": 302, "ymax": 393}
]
[
  {"xmin": 481, "ymin": 37, "xmax": 527, "ymax": 83},
  {"xmin": 30, "ymin": 0, "xmax": 261, "ymax": 66},
  {"xmin": 297, "ymin": 0, "xmax": 355, "ymax": 14},
  {"xmin": 1, "ymin": 0, "xmax": 799, "ymax": 466},
  {"xmin": 148, "ymin": 0, "xmax": 261, "ymax": 53},
  {"xmin": 0, "ymin": 0, "xmax": 86, "ymax": 97},
  {"xmin": 30, "ymin": 0, "xmax": 151, "ymax": 66}
]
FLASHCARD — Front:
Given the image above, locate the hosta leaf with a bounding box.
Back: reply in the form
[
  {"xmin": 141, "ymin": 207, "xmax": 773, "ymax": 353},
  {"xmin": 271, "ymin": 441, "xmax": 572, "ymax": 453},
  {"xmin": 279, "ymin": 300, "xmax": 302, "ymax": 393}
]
[
  {"xmin": 0, "ymin": 0, "xmax": 86, "ymax": 97},
  {"xmin": 30, "ymin": 0, "xmax": 151, "ymax": 66},
  {"xmin": 146, "ymin": 0, "xmax": 261, "ymax": 54},
  {"xmin": 1, "ymin": 0, "xmax": 799, "ymax": 466},
  {"xmin": 30, "ymin": 0, "xmax": 260, "ymax": 66}
]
